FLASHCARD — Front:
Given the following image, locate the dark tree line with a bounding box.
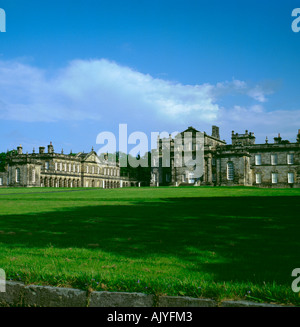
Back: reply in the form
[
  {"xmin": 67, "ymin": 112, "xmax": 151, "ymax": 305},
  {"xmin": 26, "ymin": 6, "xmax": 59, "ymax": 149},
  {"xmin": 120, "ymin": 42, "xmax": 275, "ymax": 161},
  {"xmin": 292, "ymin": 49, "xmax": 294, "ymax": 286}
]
[{"xmin": 114, "ymin": 151, "xmax": 152, "ymax": 185}]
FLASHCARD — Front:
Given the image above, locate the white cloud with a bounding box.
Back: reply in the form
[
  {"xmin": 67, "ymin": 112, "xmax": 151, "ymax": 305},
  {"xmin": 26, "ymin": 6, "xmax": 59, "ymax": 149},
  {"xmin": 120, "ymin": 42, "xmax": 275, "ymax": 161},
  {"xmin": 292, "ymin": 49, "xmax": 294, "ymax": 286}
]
[
  {"xmin": 0, "ymin": 59, "xmax": 219, "ymax": 123},
  {"xmin": 0, "ymin": 58, "xmax": 298, "ymax": 143},
  {"xmin": 247, "ymin": 86, "xmax": 268, "ymax": 103},
  {"xmin": 213, "ymin": 79, "xmax": 272, "ymax": 103}
]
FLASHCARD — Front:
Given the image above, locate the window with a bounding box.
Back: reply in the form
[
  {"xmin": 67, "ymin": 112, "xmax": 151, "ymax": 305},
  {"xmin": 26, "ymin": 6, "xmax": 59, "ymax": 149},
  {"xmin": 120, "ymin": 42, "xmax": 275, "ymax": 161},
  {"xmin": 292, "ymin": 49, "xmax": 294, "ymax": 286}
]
[
  {"xmin": 73, "ymin": 164, "xmax": 75, "ymax": 172},
  {"xmin": 287, "ymin": 154, "xmax": 294, "ymax": 165},
  {"xmin": 86, "ymin": 166, "xmax": 89, "ymax": 173},
  {"xmin": 77, "ymin": 165, "xmax": 80, "ymax": 173},
  {"xmin": 288, "ymin": 173, "xmax": 295, "ymax": 184},
  {"xmin": 55, "ymin": 162, "xmax": 58, "ymax": 170},
  {"xmin": 272, "ymin": 173, "xmax": 278, "ymax": 184},
  {"xmin": 64, "ymin": 163, "xmax": 67, "ymax": 171},
  {"xmin": 255, "ymin": 154, "xmax": 262, "ymax": 166},
  {"xmin": 227, "ymin": 162, "xmax": 234, "ymax": 181},
  {"xmin": 0, "ymin": 177, "xmax": 3, "ymax": 186},
  {"xmin": 32, "ymin": 169, "xmax": 35, "ymax": 183},
  {"xmin": 98, "ymin": 167, "xmax": 100, "ymax": 174},
  {"xmin": 166, "ymin": 173, "xmax": 171, "ymax": 183},
  {"xmin": 271, "ymin": 154, "xmax": 278, "ymax": 166},
  {"xmin": 104, "ymin": 168, "xmax": 106, "ymax": 175},
  {"xmin": 212, "ymin": 173, "xmax": 216, "ymax": 182},
  {"xmin": 92, "ymin": 166, "xmax": 95, "ymax": 174},
  {"xmin": 69, "ymin": 164, "xmax": 71, "ymax": 172},
  {"xmin": 188, "ymin": 172, "xmax": 195, "ymax": 183},
  {"xmin": 45, "ymin": 162, "xmax": 49, "ymax": 170},
  {"xmin": 60, "ymin": 163, "xmax": 62, "ymax": 171},
  {"xmin": 212, "ymin": 158, "xmax": 216, "ymax": 166},
  {"xmin": 256, "ymin": 173, "xmax": 262, "ymax": 184},
  {"xmin": 16, "ymin": 168, "xmax": 20, "ymax": 183}
]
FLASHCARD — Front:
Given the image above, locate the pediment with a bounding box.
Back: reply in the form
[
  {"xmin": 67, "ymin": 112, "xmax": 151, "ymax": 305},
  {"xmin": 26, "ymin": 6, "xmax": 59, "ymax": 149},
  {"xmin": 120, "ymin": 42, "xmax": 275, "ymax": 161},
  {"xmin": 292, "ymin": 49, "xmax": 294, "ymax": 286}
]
[{"xmin": 84, "ymin": 152, "xmax": 101, "ymax": 164}]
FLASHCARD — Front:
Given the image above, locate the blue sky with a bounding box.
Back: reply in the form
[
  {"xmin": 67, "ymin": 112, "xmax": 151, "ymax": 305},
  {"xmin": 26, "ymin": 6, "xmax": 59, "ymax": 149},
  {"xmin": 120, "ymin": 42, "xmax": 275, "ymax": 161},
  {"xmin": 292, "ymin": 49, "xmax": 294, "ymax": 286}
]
[{"xmin": 0, "ymin": 0, "xmax": 300, "ymax": 153}]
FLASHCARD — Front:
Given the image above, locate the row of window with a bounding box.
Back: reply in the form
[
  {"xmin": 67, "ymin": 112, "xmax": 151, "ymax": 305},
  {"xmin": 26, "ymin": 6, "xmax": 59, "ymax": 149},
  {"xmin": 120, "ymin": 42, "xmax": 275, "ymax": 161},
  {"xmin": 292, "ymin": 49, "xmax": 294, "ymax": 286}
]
[
  {"xmin": 212, "ymin": 154, "xmax": 295, "ymax": 169},
  {"xmin": 255, "ymin": 154, "xmax": 294, "ymax": 166},
  {"xmin": 51, "ymin": 162, "xmax": 80, "ymax": 173},
  {"xmin": 226, "ymin": 162, "xmax": 296, "ymax": 183},
  {"xmin": 256, "ymin": 172, "xmax": 295, "ymax": 184},
  {"xmin": 86, "ymin": 166, "xmax": 119, "ymax": 177},
  {"xmin": 44, "ymin": 162, "xmax": 120, "ymax": 176},
  {"xmin": 13, "ymin": 165, "xmax": 120, "ymax": 184}
]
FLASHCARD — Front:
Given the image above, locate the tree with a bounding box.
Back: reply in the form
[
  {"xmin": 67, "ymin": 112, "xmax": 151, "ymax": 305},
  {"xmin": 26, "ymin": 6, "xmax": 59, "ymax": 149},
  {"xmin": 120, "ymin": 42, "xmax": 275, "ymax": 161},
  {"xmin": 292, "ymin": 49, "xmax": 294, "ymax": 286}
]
[{"xmin": 0, "ymin": 150, "xmax": 16, "ymax": 172}]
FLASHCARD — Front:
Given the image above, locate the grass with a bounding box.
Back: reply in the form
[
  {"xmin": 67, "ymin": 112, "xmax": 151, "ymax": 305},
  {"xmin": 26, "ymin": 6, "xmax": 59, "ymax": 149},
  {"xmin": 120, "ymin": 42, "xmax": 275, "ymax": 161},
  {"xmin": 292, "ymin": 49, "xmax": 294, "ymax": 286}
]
[{"xmin": 0, "ymin": 186, "xmax": 300, "ymax": 306}]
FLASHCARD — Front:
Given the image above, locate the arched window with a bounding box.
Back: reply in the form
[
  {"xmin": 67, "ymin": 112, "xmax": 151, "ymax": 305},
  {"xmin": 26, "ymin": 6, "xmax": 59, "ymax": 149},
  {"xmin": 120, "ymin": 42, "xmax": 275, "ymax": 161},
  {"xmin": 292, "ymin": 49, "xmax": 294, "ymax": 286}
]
[
  {"xmin": 227, "ymin": 162, "xmax": 234, "ymax": 181},
  {"xmin": 16, "ymin": 168, "xmax": 20, "ymax": 183}
]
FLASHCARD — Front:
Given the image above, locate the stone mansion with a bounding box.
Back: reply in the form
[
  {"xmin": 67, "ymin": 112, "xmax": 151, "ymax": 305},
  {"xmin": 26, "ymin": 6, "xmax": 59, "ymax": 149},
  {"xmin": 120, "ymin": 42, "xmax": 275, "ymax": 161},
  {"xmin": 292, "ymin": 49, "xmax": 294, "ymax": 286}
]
[
  {"xmin": 151, "ymin": 126, "xmax": 300, "ymax": 188},
  {"xmin": 0, "ymin": 126, "xmax": 299, "ymax": 189},
  {"xmin": 0, "ymin": 143, "xmax": 136, "ymax": 188}
]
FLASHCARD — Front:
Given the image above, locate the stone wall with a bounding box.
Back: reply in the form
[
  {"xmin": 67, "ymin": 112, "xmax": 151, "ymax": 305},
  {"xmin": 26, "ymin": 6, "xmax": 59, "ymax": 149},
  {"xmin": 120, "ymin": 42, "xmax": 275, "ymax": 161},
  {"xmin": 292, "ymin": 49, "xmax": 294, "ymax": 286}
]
[{"xmin": 0, "ymin": 281, "xmax": 288, "ymax": 307}]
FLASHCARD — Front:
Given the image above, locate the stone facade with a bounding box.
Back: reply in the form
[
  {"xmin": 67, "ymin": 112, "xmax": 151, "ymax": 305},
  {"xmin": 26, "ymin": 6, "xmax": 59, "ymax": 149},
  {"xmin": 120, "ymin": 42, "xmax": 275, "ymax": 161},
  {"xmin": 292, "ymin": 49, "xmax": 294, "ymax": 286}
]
[
  {"xmin": 151, "ymin": 126, "xmax": 300, "ymax": 188},
  {"xmin": 0, "ymin": 143, "xmax": 137, "ymax": 188}
]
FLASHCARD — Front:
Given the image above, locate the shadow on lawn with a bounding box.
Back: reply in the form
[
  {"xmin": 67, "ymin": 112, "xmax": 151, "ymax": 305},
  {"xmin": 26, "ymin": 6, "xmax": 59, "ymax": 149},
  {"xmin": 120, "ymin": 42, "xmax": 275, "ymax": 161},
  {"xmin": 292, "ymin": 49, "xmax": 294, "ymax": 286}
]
[{"xmin": 0, "ymin": 196, "xmax": 299, "ymax": 284}]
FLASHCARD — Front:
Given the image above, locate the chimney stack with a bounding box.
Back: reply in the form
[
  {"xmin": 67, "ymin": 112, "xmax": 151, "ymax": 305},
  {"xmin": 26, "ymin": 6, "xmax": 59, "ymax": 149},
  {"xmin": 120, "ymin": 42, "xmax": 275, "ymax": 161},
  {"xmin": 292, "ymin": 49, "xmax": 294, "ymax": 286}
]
[
  {"xmin": 17, "ymin": 144, "xmax": 23, "ymax": 155},
  {"xmin": 39, "ymin": 146, "xmax": 45, "ymax": 154},
  {"xmin": 212, "ymin": 125, "xmax": 220, "ymax": 139},
  {"xmin": 48, "ymin": 142, "xmax": 54, "ymax": 154}
]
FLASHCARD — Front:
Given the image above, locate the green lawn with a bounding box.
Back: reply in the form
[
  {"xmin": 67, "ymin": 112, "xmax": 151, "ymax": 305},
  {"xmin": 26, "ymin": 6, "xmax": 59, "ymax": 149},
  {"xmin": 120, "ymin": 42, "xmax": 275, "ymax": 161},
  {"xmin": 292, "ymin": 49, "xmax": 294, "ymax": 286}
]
[{"xmin": 0, "ymin": 186, "xmax": 299, "ymax": 306}]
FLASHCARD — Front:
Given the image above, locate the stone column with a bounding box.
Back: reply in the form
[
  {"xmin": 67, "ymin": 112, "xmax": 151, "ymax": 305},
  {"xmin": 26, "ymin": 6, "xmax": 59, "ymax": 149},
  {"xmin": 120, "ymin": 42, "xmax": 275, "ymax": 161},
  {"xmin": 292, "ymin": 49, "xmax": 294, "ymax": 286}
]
[{"xmin": 207, "ymin": 156, "xmax": 213, "ymax": 185}]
